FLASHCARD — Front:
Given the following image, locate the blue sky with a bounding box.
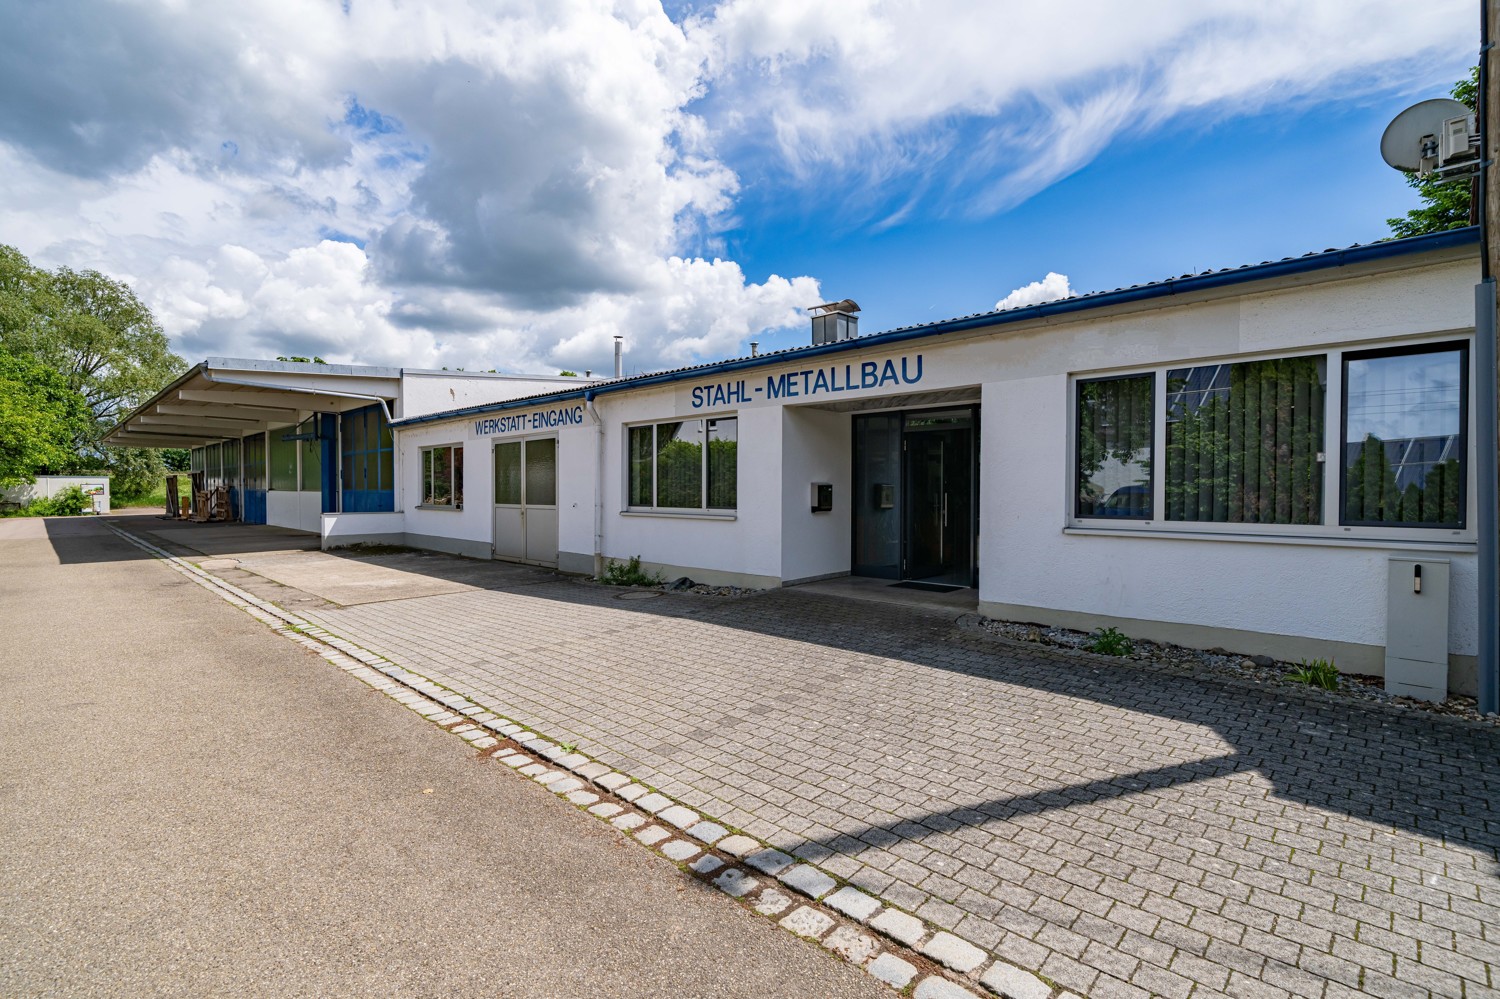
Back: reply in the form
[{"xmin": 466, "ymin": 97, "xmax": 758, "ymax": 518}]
[
  {"xmin": 0, "ymin": 0, "xmax": 1477, "ymax": 374},
  {"xmin": 716, "ymin": 85, "xmax": 1466, "ymax": 354}
]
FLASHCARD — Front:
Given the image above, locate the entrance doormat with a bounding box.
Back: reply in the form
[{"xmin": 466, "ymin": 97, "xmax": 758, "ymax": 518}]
[{"xmin": 890, "ymin": 580, "xmax": 969, "ymax": 593}]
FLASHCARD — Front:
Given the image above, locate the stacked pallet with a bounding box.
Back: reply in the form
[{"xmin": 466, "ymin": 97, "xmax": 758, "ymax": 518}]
[{"xmin": 191, "ymin": 486, "xmax": 232, "ymax": 522}]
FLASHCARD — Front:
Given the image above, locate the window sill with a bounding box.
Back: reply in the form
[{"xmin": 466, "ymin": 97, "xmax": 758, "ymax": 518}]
[
  {"xmin": 620, "ymin": 509, "xmax": 737, "ymax": 521},
  {"xmin": 416, "ymin": 504, "xmax": 463, "ymax": 512},
  {"xmin": 1063, "ymin": 525, "xmax": 1476, "ymax": 552}
]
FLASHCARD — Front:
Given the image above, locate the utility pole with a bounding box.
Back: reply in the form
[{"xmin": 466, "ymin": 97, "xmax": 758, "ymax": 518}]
[{"xmin": 1478, "ymin": 0, "xmax": 1499, "ymax": 715}]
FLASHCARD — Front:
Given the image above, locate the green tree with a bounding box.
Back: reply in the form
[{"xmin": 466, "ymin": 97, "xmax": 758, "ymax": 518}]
[
  {"xmin": 0, "ymin": 244, "xmax": 187, "ymax": 488},
  {"xmin": 1387, "ymin": 68, "xmax": 1478, "ymax": 238},
  {"xmin": 0, "ymin": 353, "xmax": 92, "ymax": 487}
]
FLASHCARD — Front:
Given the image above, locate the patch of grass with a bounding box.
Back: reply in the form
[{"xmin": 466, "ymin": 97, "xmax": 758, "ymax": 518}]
[
  {"xmin": 1288, "ymin": 657, "xmax": 1340, "ymax": 690},
  {"xmin": 1084, "ymin": 626, "xmax": 1134, "ymax": 657},
  {"xmin": 112, "ymin": 488, "xmax": 167, "ymax": 509},
  {"xmin": 600, "ymin": 555, "xmax": 664, "ymax": 587}
]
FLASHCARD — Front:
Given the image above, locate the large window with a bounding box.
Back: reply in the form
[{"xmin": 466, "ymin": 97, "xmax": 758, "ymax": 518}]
[
  {"xmin": 1072, "ymin": 341, "xmax": 1468, "ymax": 535},
  {"xmin": 421, "ymin": 444, "xmax": 463, "ymax": 509},
  {"xmin": 1342, "ymin": 342, "xmax": 1466, "ymax": 528},
  {"xmin": 1076, "ymin": 375, "xmax": 1153, "ymax": 518},
  {"xmin": 221, "ymin": 439, "xmax": 240, "ymax": 485},
  {"xmin": 627, "ymin": 417, "xmax": 737, "ymax": 510},
  {"xmin": 269, "ymin": 428, "xmax": 299, "ymax": 491},
  {"xmin": 243, "ymin": 434, "xmax": 266, "ymax": 492},
  {"xmin": 1165, "ymin": 356, "xmax": 1325, "ymax": 525},
  {"xmin": 299, "ymin": 418, "xmax": 322, "ymax": 492},
  {"xmin": 340, "ymin": 403, "xmax": 395, "ymax": 512}
]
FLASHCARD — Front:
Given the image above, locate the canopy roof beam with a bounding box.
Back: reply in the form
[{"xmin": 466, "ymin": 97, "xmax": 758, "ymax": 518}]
[
  {"xmin": 137, "ymin": 414, "xmax": 268, "ymax": 430},
  {"xmin": 177, "ymin": 388, "xmax": 373, "ymax": 412},
  {"xmin": 154, "ymin": 402, "xmax": 293, "ymax": 422}
]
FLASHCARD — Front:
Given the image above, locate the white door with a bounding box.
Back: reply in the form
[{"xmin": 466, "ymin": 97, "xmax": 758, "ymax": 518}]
[{"xmin": 493, "ymin": 437, "xmax": 558, "ymax": 567}]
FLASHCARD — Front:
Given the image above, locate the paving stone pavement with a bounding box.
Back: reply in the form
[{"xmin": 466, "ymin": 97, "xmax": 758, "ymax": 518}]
[{"xmin": 295, "ymin": 576, "xmax": 1500, "ymax": 999}]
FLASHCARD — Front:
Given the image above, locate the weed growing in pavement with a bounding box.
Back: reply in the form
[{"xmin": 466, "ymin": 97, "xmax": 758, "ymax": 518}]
[
  {"xmin": 1288, "ymin": 657, "xmax": 1340, "ymax": 690},
  {"xmin": 600, "ymin": 555, "xmax": 665, "ymax": 587},
  {"xmin": 1084, "ymin": 627, "xmax": 1134, "ymax": 657}
]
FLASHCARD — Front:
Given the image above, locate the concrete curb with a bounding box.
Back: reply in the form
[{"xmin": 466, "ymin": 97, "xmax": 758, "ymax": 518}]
[{"xmin": 108, "ymin": 525, "xmax": 1073, "ymax": 999}]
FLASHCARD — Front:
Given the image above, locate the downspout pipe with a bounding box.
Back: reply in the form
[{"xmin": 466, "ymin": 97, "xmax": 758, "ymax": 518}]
[
  {"xmin": 585, "ymin": 390, "xmax": 604, "ymax": 579},
  {"xmin": 1477, "ymin": 1, "xmax": 1498, "ymax": 715}
]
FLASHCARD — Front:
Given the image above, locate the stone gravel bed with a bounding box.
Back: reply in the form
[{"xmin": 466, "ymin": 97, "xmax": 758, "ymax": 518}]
[{"xmin": 970, "ymin": 615, "xmax": 1499, "ymax": 726}]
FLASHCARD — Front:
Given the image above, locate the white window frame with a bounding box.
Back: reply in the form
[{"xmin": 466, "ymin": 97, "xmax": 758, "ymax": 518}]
[
  {"xmin": 1065, "ymin": 334, "xmax": 1476, "ymax": 547},
  {"xmin": 419, "ymin": 443, "xmax": 464, "ymax": 511},
  {"xmin": 623, "ymin": 413, "xmax": 738, "ymax": 516}
]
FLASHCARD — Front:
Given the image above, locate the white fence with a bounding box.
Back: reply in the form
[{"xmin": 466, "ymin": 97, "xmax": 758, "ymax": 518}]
[{"xmin": 0, "ymin": 475, "xmax": 111, "ymax": 513}]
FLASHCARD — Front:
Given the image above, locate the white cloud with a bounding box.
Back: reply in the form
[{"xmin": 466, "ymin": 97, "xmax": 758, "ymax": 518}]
[
  {"xmin": 995, "ymin": 272, "xmax": 1073, "ymax": 312},
  {"xmin": 0, "ymin": 0, "xmax": 805, "ymax": 374},
  {"xmin": 702, "ymin": 0, "xmax": 1474, "ymax": 213},
  {"xmin": 0, "ymin": 0, "xmax": 1476, "ymax": 376}
]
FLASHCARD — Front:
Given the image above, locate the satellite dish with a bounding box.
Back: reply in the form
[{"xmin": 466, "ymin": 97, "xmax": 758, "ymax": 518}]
[{"xmin": 1381, "ymin": 98, "xmax": 1471, "ymax": 172}]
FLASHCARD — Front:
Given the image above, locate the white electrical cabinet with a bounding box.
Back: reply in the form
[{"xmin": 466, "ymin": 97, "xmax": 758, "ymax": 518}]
[{"xmin": 1385, "ymin": 557, "xmax": 1451, "ymax": 702}]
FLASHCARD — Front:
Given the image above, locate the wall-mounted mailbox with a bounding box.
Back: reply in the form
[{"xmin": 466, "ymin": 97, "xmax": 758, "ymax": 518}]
[
  {"xmin": 811, "ymin": 482, "xmax": 833, "ymax": 513},
  {"xmin": 1386, "ymin": 556, "xmax": 1450, "ymax": 702}
]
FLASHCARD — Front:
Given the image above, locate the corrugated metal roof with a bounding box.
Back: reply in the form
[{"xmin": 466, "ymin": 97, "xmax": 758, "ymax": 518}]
[{"xmin": 394, "ymin": 225, "xmax": 1480, "ymax": 428}]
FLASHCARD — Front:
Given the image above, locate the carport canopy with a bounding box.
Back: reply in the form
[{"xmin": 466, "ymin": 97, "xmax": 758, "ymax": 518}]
[{"xmin": 105, "ymin": 358, "xmax": 401, "ymax": 449}]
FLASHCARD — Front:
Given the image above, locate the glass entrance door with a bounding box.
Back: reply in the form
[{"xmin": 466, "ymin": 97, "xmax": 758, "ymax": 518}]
[
  {"xmin": 852, "ymin": 407, "xmax": 977, "ymax": 587},
  {"xmin": 902, "ymin": 410, "xmax": 975, "ymax": 587}
]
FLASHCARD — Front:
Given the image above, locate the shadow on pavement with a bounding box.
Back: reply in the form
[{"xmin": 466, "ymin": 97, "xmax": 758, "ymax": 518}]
[
  {"xmin": 33, "ymin": 516, "xmax": 155, "ymax": 564},
  {"xmin": 98, "ymin": 518, "xmax": 1500, "ymax": 880}
]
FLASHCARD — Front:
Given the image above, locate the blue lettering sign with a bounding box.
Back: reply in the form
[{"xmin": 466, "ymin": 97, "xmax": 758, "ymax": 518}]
[
  {"xmin": 687, "ymin": 353, "xmax": 925, "ymax": 410},
  {"xmin": 473, "ymin": 404, "xmax": 585, "ymax": 436}
]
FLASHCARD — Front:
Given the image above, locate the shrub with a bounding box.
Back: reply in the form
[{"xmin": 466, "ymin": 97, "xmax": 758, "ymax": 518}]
[
  {"xmin": 1288, "ymin": 658, "xmax": 1339, "ymax": 690},
  {"xmin": 600, "ymin": 555, "xmax": 664, "ymax": 587},
  {"xmin": 2, "ymin": 485, "xmax": 89, "ymax": 518},
  {"xmin": 1084, "ymin": 626, "xmax": 1134, "ymax": 657}
]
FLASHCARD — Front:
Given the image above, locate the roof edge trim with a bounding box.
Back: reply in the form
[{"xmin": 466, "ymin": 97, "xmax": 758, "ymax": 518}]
[{"xmin": 399, "ymin": 226, "xmax": 1481, "ymax": 430}]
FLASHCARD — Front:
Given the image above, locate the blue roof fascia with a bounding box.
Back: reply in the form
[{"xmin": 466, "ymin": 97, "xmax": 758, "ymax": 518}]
[{"xmin": 392, "ymin": 226, "xmax": 1479, "ymax": 429}]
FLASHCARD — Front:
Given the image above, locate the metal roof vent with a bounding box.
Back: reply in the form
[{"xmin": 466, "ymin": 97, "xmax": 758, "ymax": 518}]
[{"xmin": 809, "ymin": 299, "xmax": 859, "ymax": 346}]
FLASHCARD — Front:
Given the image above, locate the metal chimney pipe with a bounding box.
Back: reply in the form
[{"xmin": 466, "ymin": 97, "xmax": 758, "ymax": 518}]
[
  {"xmin": 750, "ymin": 341, "xmax": 759, "ymax": 357},
  {"xmin": 613, "ymin": 336, "xmax": 623, "ymax": 378}
]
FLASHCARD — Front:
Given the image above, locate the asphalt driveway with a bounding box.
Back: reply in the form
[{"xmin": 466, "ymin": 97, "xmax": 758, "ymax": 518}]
[{"xmin": 0, "ymin": 514, "xmax": 889, "ymax": 999}]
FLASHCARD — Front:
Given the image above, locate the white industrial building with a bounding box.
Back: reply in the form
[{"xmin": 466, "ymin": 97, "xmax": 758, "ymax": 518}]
[{"xmin": 109, "ymin": 227, "xmax": 1485, "ymax": 695}]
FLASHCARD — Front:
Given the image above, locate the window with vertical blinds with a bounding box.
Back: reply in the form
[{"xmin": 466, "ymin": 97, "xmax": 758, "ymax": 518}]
[
  {"xmin": 1070, "ymin": 345, "xmax": 1474, "ymax": 536},
  {"xmin": 1165, "ymin": 356, "xmax": 1326, "ymax": 525},
  {"xmin": 1075, "ymin": 375, "xmax": 1153, "ymax": 519},
  {"xmin": 1342, "ymin": 343, "xmax": 1466, "ymax": 528}
]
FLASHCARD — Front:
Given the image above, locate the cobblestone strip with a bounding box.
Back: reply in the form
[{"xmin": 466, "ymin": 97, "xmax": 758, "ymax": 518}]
[{"xmin": 108, "ymin": 526, "xmax": 1066, "ymax": 999}]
